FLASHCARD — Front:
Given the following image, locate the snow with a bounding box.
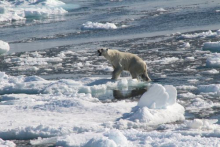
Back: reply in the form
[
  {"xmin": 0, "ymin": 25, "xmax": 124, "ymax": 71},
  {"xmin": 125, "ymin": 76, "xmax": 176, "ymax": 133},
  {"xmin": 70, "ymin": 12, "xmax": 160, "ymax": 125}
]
[
  {"xmin": 1, "ymin": 72, "xmax": 220, "ymax": 146},
  {"xmin": 138, "ymin": 84, "xmax": 176, "ymax": 109},
  {"xmin": 151, "ymin": 57, "xmax": 180, "ymax": 64},
  {"xmin": 82, "ymin": 21, "xmax": 117, "ymax": 30},
  {"xmin": 185, "ymin": 56, "xmax": 195, "ymax": 61},
  {"xmin": 198, "ymin": 84, "xmax": 220, "ymax": 95},
  {"xmin": 0, "ymin": 40, "xmax": 10, "ymax": 54},
  {"xmin": 180, "ymin": 30, "xmax": 220, "ymax": 39},
  {"xmin": 0, "ymin": 138, "xmax": 16, "ymax": 147},
  {"xmin": 206, "ymin": 53, "xmax": 220, "ymax": 67},
  {"xmin": 0, "ymin": 0, "xmax": 73, "ymax": 23}
]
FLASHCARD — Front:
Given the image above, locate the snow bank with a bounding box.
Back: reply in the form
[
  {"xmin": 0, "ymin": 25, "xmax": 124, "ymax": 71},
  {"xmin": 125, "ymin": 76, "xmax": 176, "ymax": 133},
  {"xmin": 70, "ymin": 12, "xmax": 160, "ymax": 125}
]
[
  {"xmin": 138, "ymin": 84, "xmax": 176, "ymax": 109},
  {"xmin": 48, "ymin": 127, "xmax": 220, "ymax": 147},
  {"xmin": 55, "ymin": 130, "xmax": 129, "ymax": 147},
  {"xmin": 203, "ymin": 41, "xmax": 220, "ymax": 52},
  {"xmin": 180, "ymin": 30, "xmax": 220, "ymax": 39},
  {"xmin": 0, "ymin": 138, "xmax": 15, "ymax": 147},
  {"xmin": 115, "ymin": 84, "xmax": 185, "ymax": 128},
  {"xmin": 0, "ymin": 0, "xmax": 74, "ymax": 23},
  {"xmin": 82, "ymin": 21, "xmax": 117, "ymax": 30},
  {"xmin": 0, "ymin": 40, "xmax": 10, "ymax": 54},
  {"xmin": 206, "ymin": 53, "xmax": 220, "ymax": 67}
]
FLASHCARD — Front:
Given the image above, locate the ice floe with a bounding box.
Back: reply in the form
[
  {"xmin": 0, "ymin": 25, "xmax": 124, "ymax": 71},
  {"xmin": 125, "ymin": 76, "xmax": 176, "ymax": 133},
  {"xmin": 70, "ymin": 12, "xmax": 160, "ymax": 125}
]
[
  {"xmin": 206, "ymin": 53, "xmax": 220, "ymax": 67},
  {"xmin": 0, "ymin": 40, "xmax": 10, "ymax": 54},
  {"xmin": 198, "ymin": 84, "xmax": 220, "ymax": 95},
  {"xmin": 0, "ymin": 138, "xmax": 16, "ymax": 147},
  {"xmin": 81, "ymin": 21, "xmax": 117, "ymax": 30},
  {"xmin": 180, "ymin": 42, "xmax": 190, "ymax": 48},
  {"xmin": 150, "ymin": 57, "xmax": 180, "ymax": 64},
  {"xmin": 0, "ymin": 0, "xmax": 74, "ymax": 23},
  {"xmin": 1, "ymin": 72, "xmax": 220, "ymax": 146},
  {"xmin": 202, "ymin": 69, "xmax": 219, "ymax": 74},
  {"xmin": 203, "ymin": 41, "xmax": 220, "ymax": 52},
  {"xmin": 180, "ymin": 30, "xmax": 220, "ymax": 39}
]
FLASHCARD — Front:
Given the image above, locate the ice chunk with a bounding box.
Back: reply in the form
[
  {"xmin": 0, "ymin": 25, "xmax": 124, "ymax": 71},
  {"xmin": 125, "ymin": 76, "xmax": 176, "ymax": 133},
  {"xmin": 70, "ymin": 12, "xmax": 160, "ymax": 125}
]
[
  {"xmin": 201, "ymin": 69, "xmax": 219, "ymax": 74},
  {"xmin": 206, "ymin": 53, "xmax": 220, "ymax": 67},
  {"xmin": 180, "ymin": 42, "xmax": 190, "ymax": 48},
  {"xmin": 203, "ymin": 41, "xmax": 220, "ymax": 52},
  {"xmin": 118, "ymin": 84, "xmax": 185, "ymax": 126},
  {"xmin": 0, "ymin": 40, "xmax": 10, "ymax": 54},
  {"xmin": 0, "ymin": 138, "xmax": 16, "ymax": 147},
  {"xmin": 0, "ymin": 0, "xmax": 71, "ymax": 23},
  {"xmin": 157, "ymin": 8, "xmax": 167, "ymax": 12},
  {"xmin": 198, "ymin": 84, "xmax": 220, "ymax": 95},
  {"xmin": 106, "ymin": 129, "xmax": 128, "ymax": 146},
  {"xmin": 82, "ymin": 21, "xmax": 117, "ymax": 30},
  {"xmin": 185, "ymin": 57, "xmax": 195, "ymax": 61},
  {"xmin": 151, "ymin": 57, "xmax": 179, "ymax": 64},
  {"xmin": 180, "ymin": 30, "xmax": 220, "ymax": 39},
  {"xmin": 186, "ymin": 119, "xmax": 218, "ymax": 130},
  {"xmin": 84, "ymin": 137, "xmax": 117, "ymax": 147},
  {"xmin": 138, "ymin": 84, "xmax": 176, "ymax": 109}
]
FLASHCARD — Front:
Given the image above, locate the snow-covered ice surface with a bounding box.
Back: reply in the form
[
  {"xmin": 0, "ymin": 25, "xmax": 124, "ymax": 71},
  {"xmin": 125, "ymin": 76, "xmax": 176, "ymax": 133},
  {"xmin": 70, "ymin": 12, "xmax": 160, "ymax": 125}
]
[{"xmin": 1, "ymin": 0, "xmax": 220, "ymax": 146}]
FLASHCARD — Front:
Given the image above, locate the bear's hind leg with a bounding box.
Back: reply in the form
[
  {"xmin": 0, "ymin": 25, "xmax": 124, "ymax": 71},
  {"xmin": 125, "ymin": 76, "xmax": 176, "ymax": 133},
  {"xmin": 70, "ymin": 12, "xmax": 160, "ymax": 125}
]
[{"xmin": 112, "ymin": 68, "xmax": 123, "ymax": 80}]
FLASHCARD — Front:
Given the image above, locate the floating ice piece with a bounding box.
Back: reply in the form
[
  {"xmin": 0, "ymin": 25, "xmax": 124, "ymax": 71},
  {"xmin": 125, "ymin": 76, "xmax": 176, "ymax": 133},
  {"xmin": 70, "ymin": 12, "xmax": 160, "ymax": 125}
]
[
  {"xmin": 198, "ymin": 84, "xmax": 220, "ymax": 95},
  {"xmin": 185, "ymin": 57, "xmax": 195, "ymax": 61},
  {"xmin": 0, "ymin": 0, "xmax": 71, "ymax": 23},
  {"xmin": 206, "ymin": 53, "xmax": 220, "ymax": 67},
  {"xmin": 0, "ymin": 138, "xmax": 16, "ymax": 147},
  {"xmin": 157, "ymin": 8, "xmax": 167, "ymax": 12},
  {"xmin": 180, "ymin": 42, "xmax": 190, "ymax": 48},
  {"xmin": 188, "ymin": 98, "xmax": 214, "ymax": 110},
  {"xmin": 180, "ymin": 30, "xmax": 220, "ymax": 39},
  {"xmin": 0, "ymin": 40, "xmax": 10, "ymax": 54},
  {"xmin": 82, "ymin": 21, "xmax": 117, "ymax": 30},
  {"xmin": 176, "ymin": 85, "xmax": 197, "ymax": 90},
  {"xmin": 138, "ymin": 84, "xmax": 176, "ymax": 109},
  {"xmin": 201, "ymin": 69, "xmax": 219, "ymax": 74},
  {"xmin": 178, "ymin": 92, "xmax": 196, "ymax": 99},
  {"xmin": 151, "ymin": 57, "xmax": 179, "ymax": 64},
  {"xmin": 203, "ymin": 41, "xmax": 220, "ymax": 52},
  {"xmin": 186, "ymin": 119, "xmax": 218, "ymax": 130}
]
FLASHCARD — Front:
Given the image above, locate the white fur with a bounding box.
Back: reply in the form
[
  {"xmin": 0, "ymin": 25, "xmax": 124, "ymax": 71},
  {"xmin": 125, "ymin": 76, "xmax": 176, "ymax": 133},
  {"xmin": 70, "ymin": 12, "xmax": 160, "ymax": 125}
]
[{"xmin": 98, "ymin": 48, "xmax": 151, "ymax": 81}]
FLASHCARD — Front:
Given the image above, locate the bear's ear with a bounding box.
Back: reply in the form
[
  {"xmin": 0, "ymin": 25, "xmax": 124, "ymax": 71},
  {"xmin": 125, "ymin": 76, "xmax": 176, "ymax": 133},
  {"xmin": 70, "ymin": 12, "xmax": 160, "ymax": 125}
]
[{"xmin": 106, "ymin": 48, "xmax": 109, "ymax": 52}]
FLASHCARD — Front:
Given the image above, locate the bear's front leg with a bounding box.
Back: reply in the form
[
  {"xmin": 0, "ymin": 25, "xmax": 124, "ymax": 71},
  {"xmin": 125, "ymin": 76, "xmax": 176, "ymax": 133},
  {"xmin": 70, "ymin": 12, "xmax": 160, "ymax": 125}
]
[{"xmin": 112, "ymin": 67, "xmax": 123, "ymax": 80}]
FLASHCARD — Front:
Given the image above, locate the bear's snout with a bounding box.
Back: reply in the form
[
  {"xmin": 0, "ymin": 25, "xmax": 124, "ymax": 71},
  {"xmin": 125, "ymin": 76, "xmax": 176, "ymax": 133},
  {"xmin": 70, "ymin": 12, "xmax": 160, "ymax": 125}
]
[{"xmin": 97, "ymin": 50, "xmax": 102, "ymax": 56}]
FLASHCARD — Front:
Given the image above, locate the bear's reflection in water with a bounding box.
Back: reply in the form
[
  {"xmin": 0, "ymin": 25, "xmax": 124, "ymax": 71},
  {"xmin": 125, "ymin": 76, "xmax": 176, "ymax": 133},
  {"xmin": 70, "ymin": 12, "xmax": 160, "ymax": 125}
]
[{"xmin": 113, "ymin": 87, "xmax": 148, "ymax": 100}]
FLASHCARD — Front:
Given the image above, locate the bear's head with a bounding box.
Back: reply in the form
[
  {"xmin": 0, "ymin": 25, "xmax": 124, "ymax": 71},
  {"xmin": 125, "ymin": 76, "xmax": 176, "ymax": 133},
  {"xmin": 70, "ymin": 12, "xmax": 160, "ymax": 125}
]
[{"xmin": 97, "ymin": 48, "xmax": 108, "ymax": 56}]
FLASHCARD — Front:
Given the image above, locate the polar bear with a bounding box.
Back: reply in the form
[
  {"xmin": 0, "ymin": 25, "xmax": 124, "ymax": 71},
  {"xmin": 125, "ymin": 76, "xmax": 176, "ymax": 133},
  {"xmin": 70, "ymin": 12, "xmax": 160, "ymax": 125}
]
[{"xmin": 97, "ymin": 48, "xmax": 151, "ymax": 81}]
